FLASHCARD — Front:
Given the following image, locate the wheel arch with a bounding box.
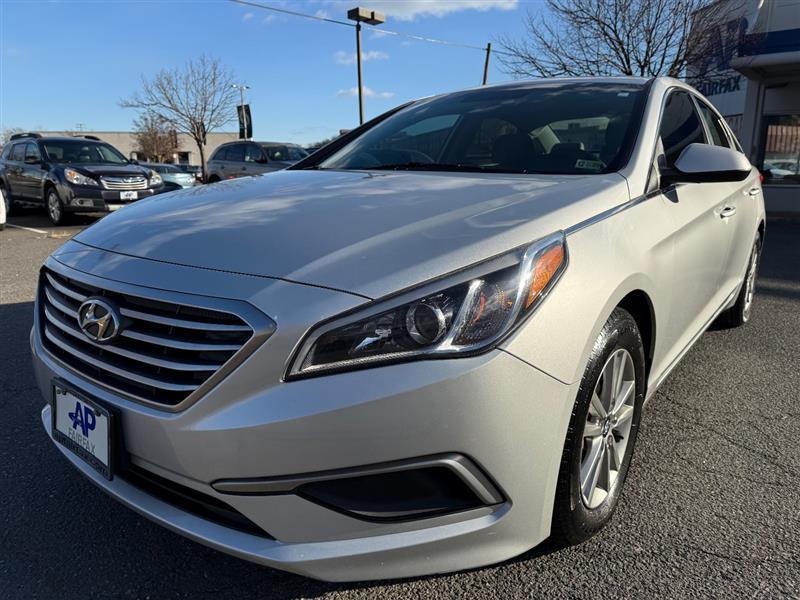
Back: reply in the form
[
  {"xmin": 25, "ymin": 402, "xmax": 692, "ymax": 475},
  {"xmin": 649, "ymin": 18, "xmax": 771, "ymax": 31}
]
[{"xmin": 616, "ymin": 289, "xmax": 656, "ymax": 383}]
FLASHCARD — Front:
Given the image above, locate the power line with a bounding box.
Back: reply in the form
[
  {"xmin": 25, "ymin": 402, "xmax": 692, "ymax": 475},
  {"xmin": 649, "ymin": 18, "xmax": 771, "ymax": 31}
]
[{"xmin": 228, "ymin": 0, "xmax": 515, "ymax": 57}]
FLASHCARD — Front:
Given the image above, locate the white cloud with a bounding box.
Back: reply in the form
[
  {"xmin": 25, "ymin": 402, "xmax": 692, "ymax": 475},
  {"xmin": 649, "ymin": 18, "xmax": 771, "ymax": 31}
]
[
  {"xmin": 241, "ymin": 12, "xmax": 254, "ymax": 22},
  {"xmin": 336, "ymin": 86, "xmax": 395, "ymax": 99},
  {"xmin": 314, "ymin": 9, "xmax": 330, "ymax": 19},
  {"xmin": 262, "ymin": 14, "xmax": 276, "ymax": 24},
  {"xmin": 325, "ymin": 0, "xmax": 517, "ymax": 21},
  {"xmin": 334, "ymin": 50, "xmax": 389, "ymax": 65}
]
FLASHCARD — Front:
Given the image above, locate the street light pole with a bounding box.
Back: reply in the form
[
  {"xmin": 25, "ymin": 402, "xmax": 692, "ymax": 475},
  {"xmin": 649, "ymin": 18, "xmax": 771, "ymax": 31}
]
[
  {"xmin": 347, "ymin": 7, "xmax": 385, "ymax": 126},
  {"xmin": 355, "ymin": 21, "xmax": 364, "ymax": 125},
  {"xmin": 482, "ymin": 43, "xmax": 492, "ymax": 86}
]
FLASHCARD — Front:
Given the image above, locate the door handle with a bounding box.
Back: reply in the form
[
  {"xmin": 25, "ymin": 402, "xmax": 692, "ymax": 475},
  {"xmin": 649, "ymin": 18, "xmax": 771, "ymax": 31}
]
[
  {"xmin": 748, "ymin": 188, "xmax": 761, "ymax": 197},
  {"xmin": 719, "ymin": 206, "xmax": 737, "ymax": 218}
]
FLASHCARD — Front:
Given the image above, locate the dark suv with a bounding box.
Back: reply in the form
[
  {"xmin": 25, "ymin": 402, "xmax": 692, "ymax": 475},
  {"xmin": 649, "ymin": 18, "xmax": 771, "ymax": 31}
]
[
  {"xmin": 206, "ymin": 141, "xmax": 308, "ymax": 183},
  {"xmin": 0, "ymin": 133, "xmax": 164, "ymax": 224}
]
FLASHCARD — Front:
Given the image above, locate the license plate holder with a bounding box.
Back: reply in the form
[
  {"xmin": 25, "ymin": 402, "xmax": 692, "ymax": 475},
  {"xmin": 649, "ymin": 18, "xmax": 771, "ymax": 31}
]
[{"xmin": 52, "ymin": 383, "xmax": 114, "ymax": 480}]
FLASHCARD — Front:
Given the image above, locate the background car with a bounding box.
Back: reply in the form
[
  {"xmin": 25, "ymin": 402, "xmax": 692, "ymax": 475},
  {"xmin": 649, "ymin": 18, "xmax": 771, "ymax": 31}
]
[
  {"xmin": 179, "ymin": 164, "xmax": 203, "ymax": 182},
  {"xmin": 140, "ymin": 163, "xmax": 195, "ymax": 192},
  {"xmin": 206, "ymin": 141, "xmax": 309, "ymax": 182},
  {"xmin": 0, "ymin": 133, "xmax": 164, "ymax": 224}
]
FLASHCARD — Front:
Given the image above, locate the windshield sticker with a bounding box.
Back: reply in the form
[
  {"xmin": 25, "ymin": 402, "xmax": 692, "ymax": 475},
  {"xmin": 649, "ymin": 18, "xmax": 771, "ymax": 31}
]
[{"xmin": 575, "ymin": 159, "xmax": 605, "ymax": 170}]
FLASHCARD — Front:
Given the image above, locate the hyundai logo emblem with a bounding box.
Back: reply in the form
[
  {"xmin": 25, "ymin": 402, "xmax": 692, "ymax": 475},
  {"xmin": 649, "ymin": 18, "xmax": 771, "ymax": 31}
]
[{"xmin": 77, "ymin": 298, "xmax": 122, "ymax": 343}]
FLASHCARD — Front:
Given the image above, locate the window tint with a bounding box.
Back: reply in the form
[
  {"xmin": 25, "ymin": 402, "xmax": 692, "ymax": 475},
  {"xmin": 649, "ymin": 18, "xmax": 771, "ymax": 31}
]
[
  {"xmin": 10, "ymin": 143, "xmax": 25, "ymax": 162},
  {"xmin": 695, "ymin": 100, "xmax": 730, "ymax": 148},
  {"xmin": 225, "ymin": 144, "xmax": 245, "ymax": 162},
  {"xmin": 244, "ymin": 144, "xmax": 263, "ymax": 162},
  {"xmin": 25, "ymin": 143, "xmax": 42, "ymax": 162},
  {"xmin": 42, "ymin": 140, "xmax": 127, "ymax": 164},
  {"xmin": 319, "ymin": 82, "xmax": 646, "ymax": 174},
  {"xmin": 659, "ymin": 91, "xmax": 706, "ymax": 168},
  {"xmin": 262, "ymin": 145, "xmax": 309, "ymax": 161}
]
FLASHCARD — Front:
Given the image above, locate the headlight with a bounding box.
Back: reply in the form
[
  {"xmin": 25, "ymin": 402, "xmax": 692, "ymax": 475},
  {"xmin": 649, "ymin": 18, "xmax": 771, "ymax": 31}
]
[
  {"xmin": 148, "ymin": 170, "xmax": 163, "ymax": 186},
  {"xmin": 288, "ymin": 232, "xmax": 567, "ymax": 378},
  {"xmin": 64, "ymin": 169, "xmax": 98, "ymax": 186}
]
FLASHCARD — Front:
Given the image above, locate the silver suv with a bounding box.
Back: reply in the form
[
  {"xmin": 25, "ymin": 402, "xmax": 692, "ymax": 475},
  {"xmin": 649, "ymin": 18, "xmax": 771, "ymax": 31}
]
[
  {"xmin": 33, "ymin": 77, "xmax": 764, "ymax": 582},
  {"xmin": 206, "ymin": 141, "xmax": 308, "ymax": 182}
]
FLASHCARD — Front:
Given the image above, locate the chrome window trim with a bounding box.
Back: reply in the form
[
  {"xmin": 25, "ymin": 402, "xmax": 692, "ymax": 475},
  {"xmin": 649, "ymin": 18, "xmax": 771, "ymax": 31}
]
[{"xmin": 39, "ymin": 257, "xmax": 277, "ymax": 413}]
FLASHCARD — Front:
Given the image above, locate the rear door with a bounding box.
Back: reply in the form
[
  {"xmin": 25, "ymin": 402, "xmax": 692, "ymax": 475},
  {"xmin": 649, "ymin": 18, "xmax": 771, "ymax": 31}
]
[
  {"xmin": 656, "ymin": 90, "xmax": 733, "ymax": 362},
  {"xmin": 693, "ymin": 96, "xmax": 759, "ymax": 296},
  {"xmin": 243, "ymin": 144, "xmax": 267, "ymax": 176},
  {"xmin": 223, "ymin": 143, "xmax": 246, "ymax": 178}
]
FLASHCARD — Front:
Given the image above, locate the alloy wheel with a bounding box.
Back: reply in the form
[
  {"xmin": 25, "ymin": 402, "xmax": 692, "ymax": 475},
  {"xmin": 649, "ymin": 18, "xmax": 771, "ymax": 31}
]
[
  {"xmin": 580, "ymin": 348, "xmax": 636, "ymax": 509},
  {"xmin": 48, "ymin": 191, "xmax": 62, "ymax": 223}
]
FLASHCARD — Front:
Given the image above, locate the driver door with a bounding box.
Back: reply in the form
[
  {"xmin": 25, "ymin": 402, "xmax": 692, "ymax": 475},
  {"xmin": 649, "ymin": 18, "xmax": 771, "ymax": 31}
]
[{"xmin": 656, "ymin": 91, "xmax": 733, "ymax": 365}]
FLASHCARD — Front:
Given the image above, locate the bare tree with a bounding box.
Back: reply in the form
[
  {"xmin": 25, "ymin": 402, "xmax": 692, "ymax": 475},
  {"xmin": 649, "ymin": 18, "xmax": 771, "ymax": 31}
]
[
  {"xmin": 1, "ymin": 127, "xmax": 24, "ymax": 146},
  {"xmin": 121, "ymin": 56, "xmax": 238, "ymax": 180},
  {"xmin": 132, "ymin": 113, "xmax": 178, "ymax": 163},
  {"xmin": 498, "ymin": 0, "xmax": 738, "ymax": 79}
]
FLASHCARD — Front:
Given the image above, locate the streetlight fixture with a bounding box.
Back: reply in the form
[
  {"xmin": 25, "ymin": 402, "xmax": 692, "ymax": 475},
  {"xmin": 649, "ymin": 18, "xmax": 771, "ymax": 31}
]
[
  {"xmin": 231, "ymin": 83, "xmax": 251, "ymax": 139},
  {"xmin": 347, "ymin": 7, "xmax": 385, "ymax": 125}
]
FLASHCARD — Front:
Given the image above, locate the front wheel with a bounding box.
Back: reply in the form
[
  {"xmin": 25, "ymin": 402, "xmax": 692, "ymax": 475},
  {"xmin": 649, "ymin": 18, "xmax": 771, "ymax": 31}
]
[
  {"xmin": 551, "ymin": 307, "xmax": 646, "ymax": 545},
  {"xmin": 46, "ymin": 188, "xmax": 66, "ymax": 225}
]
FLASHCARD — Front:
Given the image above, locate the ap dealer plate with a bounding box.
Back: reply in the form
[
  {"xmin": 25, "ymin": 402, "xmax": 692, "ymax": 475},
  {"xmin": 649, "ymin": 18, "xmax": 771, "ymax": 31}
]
[{"xmin": 52, "ymin": 384, "xmax": 113, "ymax": 480}]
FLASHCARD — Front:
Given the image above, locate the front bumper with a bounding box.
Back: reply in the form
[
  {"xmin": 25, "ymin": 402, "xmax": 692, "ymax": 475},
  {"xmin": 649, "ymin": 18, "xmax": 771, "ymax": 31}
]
[
  {"xmin": 61, "ymin": 183, "xmax": 160, "ymax": 212},
  {"xmin": 32, "ymin": 248, "xmax": 577, "ymax": 581}
]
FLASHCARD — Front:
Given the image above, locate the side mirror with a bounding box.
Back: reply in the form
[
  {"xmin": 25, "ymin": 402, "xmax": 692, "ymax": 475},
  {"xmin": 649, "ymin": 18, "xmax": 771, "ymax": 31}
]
[
  {"xmin": 130, "ymin": 158, "xmax": 139, "ymax": 165},
  {"xmin": 660, "ymin": 143, "xmax": 751, "ymax": 187}
]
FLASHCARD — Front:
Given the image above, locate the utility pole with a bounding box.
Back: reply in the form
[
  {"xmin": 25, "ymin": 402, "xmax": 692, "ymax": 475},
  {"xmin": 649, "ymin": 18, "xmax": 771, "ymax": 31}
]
[
  {"xmin": 482, "ymin": 43, "xmax": 492, "ymax": 86},
  {"xmin": 347, "ymin": 7, "xmax": 385, "ymax": 125}
]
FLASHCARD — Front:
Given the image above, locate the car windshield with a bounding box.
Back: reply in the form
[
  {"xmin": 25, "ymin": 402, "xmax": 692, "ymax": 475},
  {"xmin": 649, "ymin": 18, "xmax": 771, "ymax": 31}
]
[
  {"xmin": 148, "ymin": 164, "xmax": 182, "ymax": 173},
  {"xmin": 43, "ymin": 140, "xmax": 128, "ymax": 165},
  {"xmin": 318, "ymin": 82, "xmax": 647, "ymax": 175},
  {"xmin": 263, "ymin": 145, "xmax": 308, "ymax": 162}
]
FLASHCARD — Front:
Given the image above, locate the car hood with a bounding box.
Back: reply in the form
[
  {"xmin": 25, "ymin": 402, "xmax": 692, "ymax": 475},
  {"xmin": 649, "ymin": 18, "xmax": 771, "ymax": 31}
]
[
  {"xmin": 74, "ymin": 169, "xmax": 629, "ymax": 299},
  {"xmin": 63, "ymin": 164, "xmax": 150, "ymax": 178}
]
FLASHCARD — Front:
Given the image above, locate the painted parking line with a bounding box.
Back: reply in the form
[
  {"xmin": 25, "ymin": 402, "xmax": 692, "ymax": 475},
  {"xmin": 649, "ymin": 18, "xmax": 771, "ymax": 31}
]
[{"xmin": 6, "ymin": 223, "xmax": 49, "ymax": 235}]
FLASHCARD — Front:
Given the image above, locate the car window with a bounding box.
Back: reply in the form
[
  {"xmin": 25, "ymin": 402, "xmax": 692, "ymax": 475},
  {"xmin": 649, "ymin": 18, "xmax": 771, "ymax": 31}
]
[
  {"xmin": 25, "ymin": 143, "xmax": 42, "ymax": 162},
  {"xmin": 262, "ymin": 145, "xmax": 309, "ymax": 161},
  {"xmin": 319, "ymin": 82, "xmax": 647, "ymax": 174},
  {"xmin": 225, "ymin": 144, "xmax": 245, "ymax": 162},
  {"xmin": 42, "ymin": 140, "xmax": 128, "ymax": 164},
  {"xmin": 244, "ymin": 145, "xmax": 263, "ymax": 162},
  {"xmin": 10, "ymin": 143, "xmax": 26, "ymax": 162},
  {"xmin": 695, "ymin": 100, "xmax": 730, "ymax": 148},
  {"xmin": 658, "ymin": 91, "xmax": 706, "ymax": 168}
]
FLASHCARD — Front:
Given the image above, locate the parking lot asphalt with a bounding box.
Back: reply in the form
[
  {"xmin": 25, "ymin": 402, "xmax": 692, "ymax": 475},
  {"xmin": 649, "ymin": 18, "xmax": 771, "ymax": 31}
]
[{"xmin": 1, "ymin": 212, "xmax": 799, "ymax": 599}]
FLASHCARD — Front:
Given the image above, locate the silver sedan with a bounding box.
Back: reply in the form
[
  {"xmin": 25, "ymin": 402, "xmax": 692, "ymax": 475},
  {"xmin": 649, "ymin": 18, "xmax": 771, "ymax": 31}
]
[{"xmin": 32, "ymin": 76, "xmax": 764, "ymax": 581}]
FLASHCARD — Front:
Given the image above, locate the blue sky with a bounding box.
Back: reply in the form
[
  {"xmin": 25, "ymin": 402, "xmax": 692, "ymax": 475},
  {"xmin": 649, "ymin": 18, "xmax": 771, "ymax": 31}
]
[{"xmin": 0, "ymin": 0, "xmax": 540, "ymax": 145}]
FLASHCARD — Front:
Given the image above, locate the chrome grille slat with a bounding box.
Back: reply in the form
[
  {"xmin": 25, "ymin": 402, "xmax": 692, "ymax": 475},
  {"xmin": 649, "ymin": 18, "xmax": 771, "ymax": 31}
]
[
  {"xmin": 43, "ymin": 306, "xmax": 223, "ymax": 372},
  {"xmin": 102, "ymin": 176, "xmax": 148, "ymax": 190},
  {"xmin": 120, "ymin": 329, "xmax": 242, "ymax": 352},
  {"xmin": 43, "ymin": 326, "xmax": 200, "ymax": 392},
  {"xmin": 38, "ymin": 267, "xmax": 256, "ymax": 407},
  {"xmin": 118, "ymin": 306, "xmax": 253, "ymax": 332}
]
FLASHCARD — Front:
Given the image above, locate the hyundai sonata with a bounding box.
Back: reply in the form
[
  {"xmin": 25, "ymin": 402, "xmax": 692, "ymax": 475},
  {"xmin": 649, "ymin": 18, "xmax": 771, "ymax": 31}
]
[{"xmin": 32, "ymin": 77, "xmax": 764, "ymax": 581}]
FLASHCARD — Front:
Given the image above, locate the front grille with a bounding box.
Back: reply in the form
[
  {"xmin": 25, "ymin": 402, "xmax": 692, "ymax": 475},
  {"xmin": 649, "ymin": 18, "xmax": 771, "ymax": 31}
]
[
  {"xmin": 120, "ymin": 464, "xmax": 273, "ymax": 539},
  {"xmin": 101, "ymin": 176, "xmax": 148, "ymax": 190},
  {"xmin": 39, "ymin": 268, "xmax": 254, "ymax": 407}
]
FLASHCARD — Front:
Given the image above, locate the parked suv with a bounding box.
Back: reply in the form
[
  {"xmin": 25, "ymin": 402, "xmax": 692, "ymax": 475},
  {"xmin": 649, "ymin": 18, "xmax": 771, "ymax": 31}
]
[
  {"xmin": 0, "ymin": 133, "xmax": 164, "ymax": 224},
  {"xmin": 206, "ymin": 141, "xmax": 308, "ymax": 182}
]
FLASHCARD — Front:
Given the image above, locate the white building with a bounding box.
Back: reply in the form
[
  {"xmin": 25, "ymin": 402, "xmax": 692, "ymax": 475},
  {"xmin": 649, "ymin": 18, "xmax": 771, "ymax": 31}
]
[{"xmin": 688, "ymin": 0, "xmax": 800, "ymax": 213}]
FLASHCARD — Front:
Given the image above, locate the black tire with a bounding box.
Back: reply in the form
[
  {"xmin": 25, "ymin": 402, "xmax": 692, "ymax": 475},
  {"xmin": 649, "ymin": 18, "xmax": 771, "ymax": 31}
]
[
  {"xmin": 1, "ymin": 182, "xmax": 12, "ymax": 218},
  {"xmin": 717, "ymin": 233, "xmax": 762, "ymax": 329},
  {"xmin": 207, "ymin": 175, "xmax": 221, "ymax": 184},
  {"xmin": 551, "ymin": 307, "xmax": 646, "ymax": 545},
  {"xmin": 46, "ymin": 187, "xmax": 67, "ymax": 226}
]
